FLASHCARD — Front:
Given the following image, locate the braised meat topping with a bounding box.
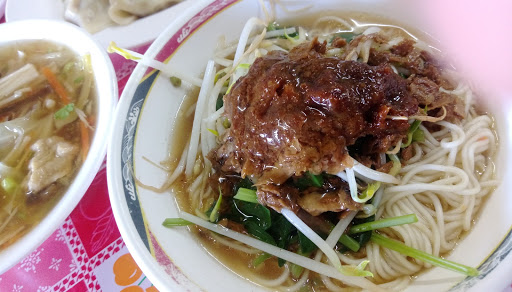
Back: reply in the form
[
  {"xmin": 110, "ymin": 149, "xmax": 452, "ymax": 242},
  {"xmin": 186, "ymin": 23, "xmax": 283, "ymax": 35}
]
[
  {"xmin": 214, "ymin": 39, "xmax": 417, "ymax": 186},
  {"xmin": 209, "ymin": 37, "xmax": 463, "ymax": 215}
]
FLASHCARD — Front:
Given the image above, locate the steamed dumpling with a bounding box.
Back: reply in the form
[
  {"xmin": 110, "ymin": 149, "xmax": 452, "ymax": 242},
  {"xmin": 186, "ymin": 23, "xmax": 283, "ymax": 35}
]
[
  {"xmin": 63, "ymin": 0, "xmax": 183, "ymax": 33},
  {"xmin": 64, "ymin": 0, "xmax": 114, "ymax": 34},
  {"xmin": 108, "ymin": 0, "xmax": 182, "ymax": 25}
]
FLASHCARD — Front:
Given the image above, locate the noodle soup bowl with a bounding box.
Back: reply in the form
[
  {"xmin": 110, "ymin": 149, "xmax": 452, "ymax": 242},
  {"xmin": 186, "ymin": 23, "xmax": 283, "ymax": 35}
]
[
  {"xmin": 0, "ymin": 20, "xmax": 117, "ymax": 273},
  {"xmin": 107, "ymin": 0, "xmax": 512, "ymax": 291}
]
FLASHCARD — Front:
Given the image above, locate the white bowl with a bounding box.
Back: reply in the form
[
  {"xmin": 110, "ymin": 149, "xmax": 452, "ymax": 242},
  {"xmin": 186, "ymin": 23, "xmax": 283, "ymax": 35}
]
[
  {"xmin": 107, "ymin": 0, "xmax": 512, "ymax": 291},
  {"xmin": 0, "ymin": 20, "xmax": 117, "ymax": 273}
]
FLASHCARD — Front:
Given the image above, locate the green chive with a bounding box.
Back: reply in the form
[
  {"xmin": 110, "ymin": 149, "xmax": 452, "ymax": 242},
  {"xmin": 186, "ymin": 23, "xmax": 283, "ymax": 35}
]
[
  {"xmin": 162, "ymin": 218, "xmax": 192, "ymax": 227},
  {"xmin": 371, "ymin": 233, "xmax": 479, "ymax": 276},
  {"xmin": 338, "ymin": 234, "xmax": 361, "ymax": 252},
  {"xmin": 349, "ymin": 214, "xmax": 418, "ymax": 234}
]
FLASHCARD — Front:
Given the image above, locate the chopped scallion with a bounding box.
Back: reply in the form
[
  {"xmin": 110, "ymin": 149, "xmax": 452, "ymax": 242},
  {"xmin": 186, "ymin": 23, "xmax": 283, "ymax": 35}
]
[{"xmin": 54, "ymin": 103, "xmax": 75, "ymax": 120}]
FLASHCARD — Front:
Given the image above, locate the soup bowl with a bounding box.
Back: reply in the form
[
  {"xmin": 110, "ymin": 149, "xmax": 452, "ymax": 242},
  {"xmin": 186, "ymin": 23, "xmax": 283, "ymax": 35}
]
[
  {"xmin": 107, "ymin": 0, "xmax": 512, "ymax": 291},
  {"xmin": 0, "ymin": 19, "xmax": 117, "ymax": 273}
]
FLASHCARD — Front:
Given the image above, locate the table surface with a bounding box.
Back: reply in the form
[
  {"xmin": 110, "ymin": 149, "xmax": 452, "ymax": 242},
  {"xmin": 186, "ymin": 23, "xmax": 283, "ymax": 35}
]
[{"xmin": 1, "ymin": 5, "xmax": 512, "ymax": 292}]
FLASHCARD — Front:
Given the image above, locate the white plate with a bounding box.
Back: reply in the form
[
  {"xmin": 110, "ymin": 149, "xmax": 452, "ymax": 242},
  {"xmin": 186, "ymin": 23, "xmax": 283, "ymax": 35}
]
[
  {"xmin": 5, "ymin": 0, "xmax": 196, "ymax": 48},
  {"xmin": 107, "ymin": 0, "xmax": 512, "ymax": 291}
]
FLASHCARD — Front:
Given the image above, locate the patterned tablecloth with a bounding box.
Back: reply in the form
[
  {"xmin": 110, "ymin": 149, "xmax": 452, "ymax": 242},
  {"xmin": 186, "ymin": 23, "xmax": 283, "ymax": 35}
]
[{"xmin": 0, "ymin": 10, "xmax": 511, "ymax": 292}]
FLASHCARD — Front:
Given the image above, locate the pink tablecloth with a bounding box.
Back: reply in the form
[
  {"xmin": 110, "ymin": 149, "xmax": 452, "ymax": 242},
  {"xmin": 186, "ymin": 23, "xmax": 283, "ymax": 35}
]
[{"xmin": 0, "ymin": 11, "xmax": 512, "ymax": 292}]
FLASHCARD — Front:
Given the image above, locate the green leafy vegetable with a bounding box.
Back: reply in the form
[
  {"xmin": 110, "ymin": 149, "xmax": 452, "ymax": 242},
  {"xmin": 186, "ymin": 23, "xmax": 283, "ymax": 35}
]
[
  {"xmin": 298, "ymin": 231, "xmax": 317, "ymax": 255},
  {"xmin": 371, "ymin": 233, "xmax": 479, "ymax": 276},
  {"xmin": 216, "ymin": 94, "xmax": 224, "ymax": 111},
  {"xmin": 234, "ymin": 187, "xmax": 258, "ymax": 203},
  {"xmin": 234, "ymin": 200, "xmax": 271, "ymax": 230},
  {"xmin": 54, "ymin": 103, "xmax": 75, "ymax": 120},
  {"xmin": 244, "ymin": 221, "xmax": 276, "ymax": 245},
  {"xmin": 295, "ymin": 172, "xmax": 324, "ymax": 190},
  {"xmin": 330, "ymin": 32, "xmax": 356, "ymax": 43}
]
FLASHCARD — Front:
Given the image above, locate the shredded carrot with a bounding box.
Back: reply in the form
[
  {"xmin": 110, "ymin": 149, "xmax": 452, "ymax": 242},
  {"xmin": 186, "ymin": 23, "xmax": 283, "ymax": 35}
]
[
  {"xmin": 41, "ymin": 67, "xmax": 70, "ymax": 104},
  {"xmin": 87, "ymin": 115, "xmax": 96, "ymax": 127},
  {"xmin": 80, "ymin": 120, "xmax": 90, "ymax": 161}
]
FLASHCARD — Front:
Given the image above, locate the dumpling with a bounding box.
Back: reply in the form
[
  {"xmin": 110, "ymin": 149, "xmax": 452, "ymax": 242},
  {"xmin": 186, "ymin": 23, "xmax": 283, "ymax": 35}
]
[
  {"xmin": 63, "ymin": 0, "xmax": 183, "ymax": 34},
  {"xmin": 64, "ymin": 0, "xmax": 114, "ymax": 34},
  {"xmin": 108, "ymin": 0, "xmax": 182, "ymax": 25}
]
